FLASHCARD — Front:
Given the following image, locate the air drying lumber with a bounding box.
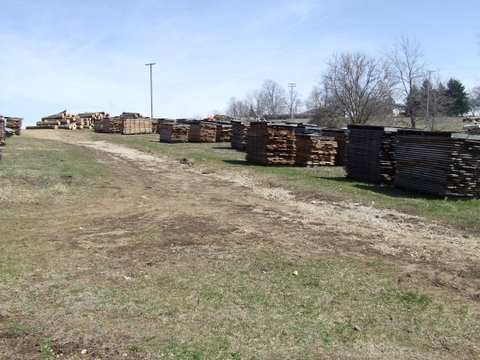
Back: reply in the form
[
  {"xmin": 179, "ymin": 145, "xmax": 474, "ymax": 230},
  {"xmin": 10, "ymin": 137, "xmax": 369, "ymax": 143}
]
[
  {"xmin": 5, "ymin": 117, "xmax": 23, "ymax": 135},
  {"xmin": 215, "ymin": 123, "xmax": 232, "ymax": 142},
  {"xmin": 101, "ymin": 113, "xmax": 152, "ymax": 135},
  {"xmin": 77, "ymin": 112, "xmax": 108, "ymax": 129},
  {"xmin": 160, "ymin": 122, "xmax": 190, "ymax": 143},
  {"xmin": 188, "ymin": 121, "xmax": 217, "ymax": 142},
  {"xmin": 346, "ymin": 124, "xmax": 398, "ymax": 184},
  {"xmin": 231, "ymin": 119, "xmax": 250, "ymax": 150},
  {"xmin": 321, "ymin": 129, "xmax": 347, "ymax": 166},
  {"xmin": 394, "ymin": 130, "xmax": 480, "ymax": 198},
  {"xmin": 295, "ymin": 134, "xmax": 337, "ymax": 166},
  {"xmin": 246, "ymin": 122, "xmax": 297, "ymax": 165},
  {"xmin": 0, "ymin": 117, "xmax": 5, "ymax": 147}
]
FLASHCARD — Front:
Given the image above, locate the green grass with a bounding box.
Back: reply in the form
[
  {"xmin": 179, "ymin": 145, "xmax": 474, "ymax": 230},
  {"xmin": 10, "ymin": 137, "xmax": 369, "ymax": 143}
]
[{"xmin": 91, "ymin": 133, "xmax": 480, "ymax": 234}]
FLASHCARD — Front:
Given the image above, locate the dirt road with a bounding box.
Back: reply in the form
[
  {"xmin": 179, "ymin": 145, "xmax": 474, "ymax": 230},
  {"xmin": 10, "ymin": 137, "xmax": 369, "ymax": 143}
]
[{"xmin": 24, "ymin": 130, "xmax": 479, "ymax": 301}]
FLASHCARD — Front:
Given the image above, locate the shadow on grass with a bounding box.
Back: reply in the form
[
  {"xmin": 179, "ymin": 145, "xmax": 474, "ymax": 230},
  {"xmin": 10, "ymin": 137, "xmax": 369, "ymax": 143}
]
[{"xmin": 223, "ymin": 159, "xmax": 264, "ymax": 167}]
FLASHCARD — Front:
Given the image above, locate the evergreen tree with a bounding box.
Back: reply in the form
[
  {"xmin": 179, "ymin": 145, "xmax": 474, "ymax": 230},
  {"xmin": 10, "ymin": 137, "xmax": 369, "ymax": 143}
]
[{"xmin": 444, "ymin": 78, "xmax": 469, "ymax": 115}]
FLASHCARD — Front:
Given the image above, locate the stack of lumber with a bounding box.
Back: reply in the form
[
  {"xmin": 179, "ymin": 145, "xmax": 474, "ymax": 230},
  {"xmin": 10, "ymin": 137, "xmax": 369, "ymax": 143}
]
[
  {"xmin": 188, "ymin": 121, "xmax": 217, "ymax": 142},
  {"xmin": 394, "ymin": 130, "xmax": 480, "ymax": 198},
  {"xmin": 122, "ymin": 118, "xmax": 152, "ymax": 135},
  {"xmin": 346, "ymin": 125, "xmax": 398, "ymax": 184},
  {"xmin": 295, "ymin": 123, "xmax": 322, "ymax": 135},
  {"xmin": 26, "ymin": 110, "xmax": 78, "ymax": 130},
  {"xmin": 321, "ymin": 129, "xmax": 347, "ymax": 166},
  {"xmin": 160, "ymin": 122, "xmax": 190, "ymax": 143},
  {"xmin": 215, "ymin": 123, "xmax": 232, "ymax": 142},
  {"xmin": 0, "ymin": 116, "xmax": 5, "ymax": 146},
  {"xmin": 295, "ymin": 134, "xmax": 337, "ymax": 166},
  {"xmin": 231, "ymin": 120, "xmax": 250, "ymax": 150},
  {"xmin": 246, "ymin": 122, "xmax": 297, "ymax": 165},
  {"xmin": 94, "ymin": 119, "xmax": 104, "ymax": 132},
  {"xmin": 5, "ymin": 117, "xmax": 23, "ymax": 135},
  {"xmin": 77, "ymin": 112, "xmax": 108, "ymax": 129},
  {"xmin": 155, "ymin": 119, "xmax": 175, "ymax": 134},
  {"xmin": 103, "ymin": 117, "xmax": 123, "ymax": 133}
]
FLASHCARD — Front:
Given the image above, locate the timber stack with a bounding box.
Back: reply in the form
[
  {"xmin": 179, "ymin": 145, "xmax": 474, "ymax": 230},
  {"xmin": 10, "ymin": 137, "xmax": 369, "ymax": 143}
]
[
  {"xmin": 321, "ymin": 129, "xmax": 347, "ymax": 166},
  {"xmin": 122, "ymin": 118, "xmax": 152, "ymax": 135},
  {"xmin": 188, "ymin": 121, "xmax": 217, "ymax": 142},
  {"xmin": 0, "ymin": 116, "xmax": 5, "ymax": 147},
  {"xmin": 395, "ymin": 130, "xmax": 480, "ymax": 198},
  {"xmin": 77, "ymin": 112, "xmax": 108, "ymax": 129},
  {"xmin": 246, "ymin": 122, "xmax": 297, "ymax": 165},
  {"xmin": 156, "ymin": 119, "xmax": 175, "ymax": 134},
  {"xmin": 160, "ymin": 122, "xmax": 190, "ymax": 143},
  {"xmin": 231, "ymin": 119, "xmax": 250, "ymax": 150},
  {"xmin": 5, "ymin": 117, "xmax": 23, "ymax": 135},
  {"xmin": 295, "ymin": 134, "xmax": 337, "ymax": 167},
  {"xmin": 346, "ymin": 125, "xmax": 398, "ymax": 184},
  {"xmin": 215, "ymin": 123, "xmax": 232, "ymax": 142},
  {"xmin": 27, "ymin": 110, "xmax": 78, "ymax": 130}
]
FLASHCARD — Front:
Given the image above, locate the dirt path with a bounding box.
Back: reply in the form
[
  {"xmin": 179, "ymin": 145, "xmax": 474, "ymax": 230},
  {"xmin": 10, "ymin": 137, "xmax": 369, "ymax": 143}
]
[{"xmin": 25, "ymin": 130, "xmax": 480, "ymax": 300}]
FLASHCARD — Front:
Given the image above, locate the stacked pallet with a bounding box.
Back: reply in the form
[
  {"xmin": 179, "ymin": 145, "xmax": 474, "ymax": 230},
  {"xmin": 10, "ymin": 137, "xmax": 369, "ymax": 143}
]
[
  {"xmin": 77, "ymin": 112, "xmax": 108, "ymax": 129},
  {"xmin": 5, "ymin": 117, "xmax": 23, "ymax": 135},
  {"xmin": 188, "ymin": 121, "xmax": 217, "ymax": 142},
  {"xmin": 215, "ymin": 123, "xmax": 232, "ymax": 142},
  {"xmin": 246, "ymin": 122, "xmax": 297, "ymax": 165},
  {"xmin": 231, "ymin": 120, "xmax": 250, "ymax": 150},
  {"xmin": 346, "ymin": 125, "xmax": 398, "ymax": 184},
  {"xmin": 394, "ymin": 130, "xmax": 480, "ymax": 198},
  {"xmin": 295, "ymin": 134, "xmax": 337, "ymax": 166},
  {"xmin": 160, "ymin": 122, "xmax": 190, "ymax": 143},
  {"xmin": 321, "ymin": 129, "xmax": 347, "ymax": 166}
]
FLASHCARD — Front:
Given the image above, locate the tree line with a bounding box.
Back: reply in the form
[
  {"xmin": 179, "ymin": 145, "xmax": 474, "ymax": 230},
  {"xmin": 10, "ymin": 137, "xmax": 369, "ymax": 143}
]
[{"xmin": 225, "ymin": 35, "xmax": 472, "ymax": 129}]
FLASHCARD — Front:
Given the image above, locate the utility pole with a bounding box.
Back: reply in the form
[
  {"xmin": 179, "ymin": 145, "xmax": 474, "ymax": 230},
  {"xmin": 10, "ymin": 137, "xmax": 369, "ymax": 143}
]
[
  {"xmin": 426, "ymin": 69, "xmax": 434, "ymax": 126},
  {"xmin": 145, "ymin": 62, "xmax": 156, "ymax": 119},
  {"xmin": 288, "ymin": 83, "xmax": 296, "ymax": 120}
]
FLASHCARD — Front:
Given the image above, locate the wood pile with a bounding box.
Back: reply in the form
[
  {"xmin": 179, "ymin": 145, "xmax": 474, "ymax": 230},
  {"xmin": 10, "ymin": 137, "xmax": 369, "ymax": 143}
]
[
  {"xmin": 155, "ymin": 119, "xmax": 175, "ymax": 134},
  {"xmin": 321, "ymin": 129, "xmax": 347, "ymax": 166},
  {"xmin": 160, "ymin": 122, "xmax": 190, "ymax": 143},
  {"xmin": 231, "ymin": 120, "xmax": 250, "ymax": 150},
  {"xmin": 0, "ymin": 117, "xmax": 5, "ymax": 147},
  {"xmin": 295, "ymin": 123, "xmax": 322, "ymax": 135},
  {"xmin": 5, "ymin": 117, "xmax": 23, "ymax": 135},
  {"xmin": 215, "ymin": 123, "xmax": 232, "ymax": 142},
  {"xmin": 27, "ymin": 110, "xmax": 78, "ymax": 130},
  {"xmin": 188, "ymin": 121, "xmax": 217, "ymax": 142},
  {"xmin": 346, "ymin": 125, "xmax": 398, "ymax": 184},
  {"xmin": 295, "ymin": 134, "xmax": 337, "ymax": 166},
  {"xmin": 122, "ymin": 118, "xmax": 152, "ymax": 135},
  {"xmin": 103, "ymin": 117, "xmax": 123, "ymax": 133},
  {"xmin": 394, "ymin": 130, "xmax": 480, "ymax": 198},
  {"xmin": 77, "ymin": 112, "xmax": 108, "ymax": 129},
  {"xmin": 246, "ymin": 122, "xmax": 297, "ymax": 165}
]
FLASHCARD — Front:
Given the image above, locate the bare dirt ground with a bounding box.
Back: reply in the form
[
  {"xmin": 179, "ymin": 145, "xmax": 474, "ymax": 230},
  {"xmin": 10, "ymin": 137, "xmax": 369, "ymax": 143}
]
[{"xmin": 23, "ymin": 130, "xmax": 480, "ymax": 300}]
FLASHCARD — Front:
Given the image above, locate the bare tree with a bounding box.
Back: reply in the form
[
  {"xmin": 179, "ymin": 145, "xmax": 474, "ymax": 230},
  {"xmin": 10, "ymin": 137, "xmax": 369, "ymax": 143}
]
[
  {"xmin": 261, "ymin": 79, "xmax": 288, "ymax": 116},
  {"xmin": 306, "ymin": 84, "xmax": 343, "ymax": 127},
  {"xmin": 385, "ymin": 35, "xmax": 426, "ymax": 128},
  {"xmin": 226, "ymin": 97, "xmax": 249, "ymax": 118},
  {"xmin": 468, "ymin": 86, "xmax": 480, "ymax": 116},
  {"xmin": 245, "ymin": 89, "xmax": 266, "ymax": 117},
  {"xmin": 322, "ymin": 51, "xmax": 396, "ymax": 124},
  {"xmin": 285, "ymin": 88, "xmax": 303, "ymax": 119}
]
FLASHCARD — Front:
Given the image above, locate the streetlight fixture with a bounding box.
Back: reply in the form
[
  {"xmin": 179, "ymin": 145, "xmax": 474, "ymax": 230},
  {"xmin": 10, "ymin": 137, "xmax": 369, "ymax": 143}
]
[{"xmin": 145, "ymin": 62, "xmax": 156, "ymax": 119}]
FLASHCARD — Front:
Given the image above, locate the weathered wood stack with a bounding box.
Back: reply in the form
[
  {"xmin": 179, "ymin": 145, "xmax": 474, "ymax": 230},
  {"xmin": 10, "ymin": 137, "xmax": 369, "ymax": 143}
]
[
  {"xmin": 160, "ymin": 122, "xmax": 190, "ymax": 143},
  {"xmin": 77, "ymin": 112, "xmax": 108, "ymax": 129},
  {"xmin": 103, "ymin": 117, "xmax": 123, "ymax": 133},
  {"xmin": 0, "ymin": 116, "xmax": 5, "ymax": 147},
  {"xmin": 27, "ymin": 110, "xmax": 78, "ymax": 130},
  {"xmin": 394, "ymin": 130, "xmax": 480, "ymax": 198},
  {"xmin": 122, "ymin": 118, "xmax": 152, "ymax": 135},
  {"xmin": 188, "ymin": 121, "xmax": 217, "ymax": 142},
  {"xmin": 5, "ymin": 117, "xmax": 23, "ymax": 135},
  {"xmin": 295, "ymin": 134, "xmax": 337, "ymax": 166},
  {"xmin": 231, "ymin": 120, "xmax": 250, "ymax": 150},
  {"xmin": 156, "ymin": 119, "xmax": 176, "ymax": 134},
  {"xmin": 346, "ymin": 125, "xmax": 398, "ymax": 184},
  {"xmin": 215, "ymin": 123, "xmax": 232, "ymax": 142},
  {"xmin": 321, "ymin": 129, "xmax": 347, "ymax": 166},
  {"xmin": 101, "ymin": 112, "xmax": 151, "ymax": 135},
  {"xmin": 246, "ymin": 122, "xmax": 297, "ymax": 165}
]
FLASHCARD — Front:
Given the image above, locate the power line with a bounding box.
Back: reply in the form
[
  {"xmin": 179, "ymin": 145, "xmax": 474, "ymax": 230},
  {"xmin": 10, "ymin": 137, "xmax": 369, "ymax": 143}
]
[{"xmin": 145, "ymin": 63, "xmax": 156, "ymax": 119}]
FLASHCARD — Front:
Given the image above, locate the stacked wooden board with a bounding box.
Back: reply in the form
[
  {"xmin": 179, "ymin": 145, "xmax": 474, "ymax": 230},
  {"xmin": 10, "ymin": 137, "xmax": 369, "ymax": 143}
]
[
  {"xmin": 246, "ymin": 122, "xmax": 296, "ymax": 165},
  {"xmin": 100, "ymin": 112, "xmax": 152, "ymax": 135},
  {"xmin": 160, "ymin": 122, "xmax": 190, "ymax": 143},
  {"xmin": 77, "ymin": 112, "xmax": 108, "ymax": 129},
  {"xmin": 321, "ymin": 129, "xmax": 347, "ymax": 166},
  {"xmin": 5, "ymin": 117, "xmax": 23, "ymax": 135},
  {"xmin": 295, "ymin": 134, "xmax": 337, "ymax": 167},
  {"xmin": 103, "ymin": 117, "xmax": 123, "ymax": 133},
  {"xmin": 215, "ymin": 123, "xmax": 232, "ymax": 142},
  {"xmin": 394, "ymin": 130, "xmax": 480, "ymax": 198},
  {"xmin": 122, "ymin": 118, "xmax": 152, "ymax": 135},
  {"xmin": 156, "ymin": 119, "xmax": 176, "ymax": 134},
  {"xmin": 0, "ymin": 116, "xmax": 5, "ymax": 147},
  {"xmin": 188, "ymin": 121, "xmax": 217, "ymax": 142},
  {"xmin": 345, "ymin": 125, "xmax": 398, "ymax": 184},
  {"xmin": 231, "ymin": 120, "xmax": 250, "ymax": 150}
]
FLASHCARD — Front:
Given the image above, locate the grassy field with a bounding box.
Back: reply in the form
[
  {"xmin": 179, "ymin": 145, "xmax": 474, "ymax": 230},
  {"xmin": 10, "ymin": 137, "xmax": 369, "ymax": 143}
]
[
  {"xmin": 0, "ymin": 134, "xmax": 479, "ymax": 359},
  {"xmin": 94, "ymin": 132, "xmax": 480, "ymax": 234}
]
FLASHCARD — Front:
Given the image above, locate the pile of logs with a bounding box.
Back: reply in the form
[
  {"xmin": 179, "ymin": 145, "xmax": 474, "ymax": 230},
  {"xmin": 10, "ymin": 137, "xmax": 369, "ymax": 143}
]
[
  {"xmin": 5, "ymin": 117, "xmax": 23, "ymax": 135},
  {"xmin": 246, "ymin": 122, "xmax": 296, "ymax": 165},
  {"xmin": 321, "ymin": 129, "xmax": 347, "ymax": 166},
  {"xmin": 188, "ymin": 121, "xmax": 217, "ymax": 142},
  {"xmin": 160, "ymin": 122, "xmax": 190, "ymax": 143},
  {"xmin": 395, "ymin": 130, "xmax": 480, "ymax": 198},
  {"xmin": 26, "ymin": 110, "xmax": 78, "ymax": 130},
  {"xmin": 77, "ymin": 112, "xmax": 108, "ymax": 129},
  {"xmin": 346, "ymin": 125, "xmax": 398, "ymax": 184},
  {"xmin": 295, "ymin": 134, "xmax": 337, "ymax": 166},
  {"xmin": 215, "ymin": 123, "xmax": 232, "ymax": 142},
  {"xmin": 231, "ymin": 120, "xmax": 250, "ymax": 150}
]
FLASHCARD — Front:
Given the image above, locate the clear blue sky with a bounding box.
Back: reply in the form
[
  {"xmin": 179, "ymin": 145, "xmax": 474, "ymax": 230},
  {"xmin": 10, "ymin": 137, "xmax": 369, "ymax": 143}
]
[{"xmin": 1, "ymin": 0, "xmax": 479, "ymax": 126}]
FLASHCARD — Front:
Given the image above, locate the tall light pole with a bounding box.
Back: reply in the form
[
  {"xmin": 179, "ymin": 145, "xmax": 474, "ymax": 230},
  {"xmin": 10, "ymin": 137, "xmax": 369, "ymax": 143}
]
[
  {"xmin": 145, "ymin": 62, "xmax": 156, "ymax": 119},
  {"xmin": 288, "ymin": 83, "xmax": 296, "ymax": 120},
  {"xmin": 426, "ymin": 69, "xmax": 434, "ymax": 125}
]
